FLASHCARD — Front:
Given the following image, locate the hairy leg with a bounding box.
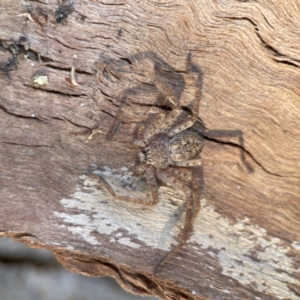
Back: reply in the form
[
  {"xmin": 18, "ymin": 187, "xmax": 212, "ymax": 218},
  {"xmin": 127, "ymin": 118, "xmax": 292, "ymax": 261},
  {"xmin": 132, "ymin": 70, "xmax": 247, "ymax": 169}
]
[
  {"xmin": 173, "ymin": 158, "xmax": 239, "ymax": 168},
  {"xmin": 174, "ymin": 158, "xmax": 202, "ymax": 167},
  {"xmin": 168, "ymin": 72, "xmax": 201, "ymax": 137},
  {"xmin": 108, "ymin": 98, "xmax": 164, "ymax": 140},
  {"xmin": 164, "ymin": 167, "xmax": 192, "ymax": 182}
]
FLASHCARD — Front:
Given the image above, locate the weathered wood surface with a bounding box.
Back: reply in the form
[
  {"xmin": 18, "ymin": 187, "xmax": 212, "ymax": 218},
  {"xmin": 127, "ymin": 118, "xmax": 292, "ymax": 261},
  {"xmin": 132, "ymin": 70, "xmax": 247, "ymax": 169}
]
[{"xmin": 1, "ymin": 0, "xmax": 300, "ymax": 299}]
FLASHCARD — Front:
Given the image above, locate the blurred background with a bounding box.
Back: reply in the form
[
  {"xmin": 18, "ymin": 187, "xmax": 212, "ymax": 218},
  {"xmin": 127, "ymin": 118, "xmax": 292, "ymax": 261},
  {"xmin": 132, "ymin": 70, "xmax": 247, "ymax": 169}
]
[{"xmin": 0, "ymin": 238, "xmax": 158, "ymax": 300}]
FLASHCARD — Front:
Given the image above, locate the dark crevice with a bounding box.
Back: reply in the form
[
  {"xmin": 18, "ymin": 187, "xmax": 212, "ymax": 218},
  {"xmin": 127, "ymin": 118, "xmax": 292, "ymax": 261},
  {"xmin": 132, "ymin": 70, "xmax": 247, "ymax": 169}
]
[
  {"xmin": 55, "ymin": 1, "xmax": 74, "ymax": 24},
  {"xmin": 256, "ymin": 40, "xmax": 300, "ymax": 68},
  {"xmin": 87, "ymin": 21, "xmax": 108, "ymax": 26},
  {"xmin": 273, "ymin": 59, "xmax": 300, "ymax": 68},
  {"xmin": 287, "ymin": 283, "xmax": 300, "ymax": 297},
  {"xmin": 119, "ymin": 57, "xmax": 132, "ymax": 65},
  {"xmin": 90, "ymin": 35, "xmax": 115, "ymax": 41},
  {"xmin": 87, "ymin": 258, "xmax": 162, "ymax": 297},
  {"xmin": 62, "ymin": 117, "xmax": 89, "ymax": 129},
  {"xmin": 253, "ymin": 31, "xmax": 300, "ymax": 68},
  {"xmin": 97, "ymin": 2, "xmax": 126, "ymax": 5},
  {"xmin": 49, "ymin": 36, "xmax": 81, "ymax": 51},
  {"xmin": 44, "ymin": 63, "xmax": 94, "ymax": 75},
  {"xmin": 0, "ymin": 103, "xmax": 46, "ymax": 122},
  {"xmin": 0, "ymin": 38, "xmax": 34, "ymax": 77},
  {"xmin": 99, "ymin": 109, "xmax": 116, "ymax": 119},
  {"xmin": 262, "ymin": 13, "xmax": 274, "ymax": 30},
  {"xmin": 24, "ymin": 0, "xmax": 45, "ymax": 4},
  {"xmin": 128, "ymin": 102, "xmax": 193, "ymax": 115},
  {"xmin": 224, "ymin": 16, "xmax": 300, "ymax": 68},
  {"xmin": 22, "ymin": 84, "xmax": 88, "ymax": 98},
  {"xmin": 1, "ymin": 141, "xmax": 54, "ymax": 148},
  {"xmin": 81, "ymin": 257, "xmax": 132, "ymax": 289},
  {"xmin": 130, "ymin": 102, "xmax": 171, "ymax": 112},
  {"xmin": 100, "ymin": 90, "xmax": 120, "ymax": 107},
  {"xmin": 13, "ymin": 232, "xmax": 40, "ymax": 239}
]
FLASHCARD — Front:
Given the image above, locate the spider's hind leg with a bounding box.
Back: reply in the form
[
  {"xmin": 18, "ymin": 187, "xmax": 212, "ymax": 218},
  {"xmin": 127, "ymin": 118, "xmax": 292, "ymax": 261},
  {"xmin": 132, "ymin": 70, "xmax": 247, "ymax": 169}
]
[{"xmin": 168, "ymin": 73, "xmax": 201, "ymax": 137}]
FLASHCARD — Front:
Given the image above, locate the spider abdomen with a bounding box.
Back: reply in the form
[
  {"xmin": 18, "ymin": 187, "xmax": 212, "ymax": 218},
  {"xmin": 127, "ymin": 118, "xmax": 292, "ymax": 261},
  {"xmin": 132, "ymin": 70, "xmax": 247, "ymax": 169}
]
[{"xmin": 169, "ymin": 131, "xmax": 203, "ymax": 161}]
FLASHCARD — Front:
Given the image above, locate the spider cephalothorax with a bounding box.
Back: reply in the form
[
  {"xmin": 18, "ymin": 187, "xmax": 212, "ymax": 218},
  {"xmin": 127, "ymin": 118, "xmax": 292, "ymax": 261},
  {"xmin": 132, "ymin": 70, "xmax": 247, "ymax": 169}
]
[{"xmin": 143, "ymin": 134, "xmax": 170, "ymax": 168}]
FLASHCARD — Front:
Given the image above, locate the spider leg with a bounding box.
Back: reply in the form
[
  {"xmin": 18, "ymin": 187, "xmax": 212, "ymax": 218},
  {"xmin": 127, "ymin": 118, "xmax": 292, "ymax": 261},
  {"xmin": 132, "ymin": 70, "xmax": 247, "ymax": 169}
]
[
  {"xmin": 106, "ymin": 58, "xmax": 180, "ymax": 141},
  {"xmin": 108, "ymin": 96, "xmax": 164, "ymax": 140},
  {"xmin": 173, "ymin": 158, "xmax": 238, "ymax": 168},
  {"xmin": 143, "ymin": 108, "xmax": 182, "ymax": 142},
  {"xmin": 131, "ymin": 57, "xmax": 180, "ymax": 108},
  {"xmin": 152, "ymin": 169, "xmax": 200, "ymax": 275},
  {"xmin": 152, "ymin": 77, "xmax": 180, "ymax": 108},
  {"xmin": 133, "ymin": 125, "xmax": 147, "ymax": 147},
  {"xmin": 142, "ymin": 80, "xmax": 184, "ymax": 141},
  {"xmin": 168, "ymin": 73, "xmax": 201, "ymax": 137},
  {"xmin": 201, "ymin": 159, "xmax": 239, "ymax": 167},
  {"xmin": 145, "ymin": 165, "xmax": 159, "ymax": 205},
  {"xmin": 108, "ymin": 57, "xmax": 195, "ymax": 142},
  {"xmin": 130, "ymin": 60, "xmax": 190, "ymax": 141},
  {"xmin": 165, "ymin": 167, "xmax": 192, "ymax": 182},
  {"xmin": 173, "ymin": 158, "xmax": 202, "ymax": 167}
]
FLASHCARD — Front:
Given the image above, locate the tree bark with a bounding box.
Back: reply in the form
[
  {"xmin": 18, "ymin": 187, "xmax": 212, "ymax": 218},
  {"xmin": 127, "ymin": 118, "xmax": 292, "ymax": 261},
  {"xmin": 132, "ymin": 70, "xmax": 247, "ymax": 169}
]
[{"xmin": 1, "ymin": 0, "xmax": 300, "ymax": 299}]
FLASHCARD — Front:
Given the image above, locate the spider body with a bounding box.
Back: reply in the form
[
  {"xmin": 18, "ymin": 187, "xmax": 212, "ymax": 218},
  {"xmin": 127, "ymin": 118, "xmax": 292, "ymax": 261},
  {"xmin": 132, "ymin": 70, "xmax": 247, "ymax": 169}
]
[{"xmin": 169, "ymin": 131, "xmax": 203, "ymax": 162}]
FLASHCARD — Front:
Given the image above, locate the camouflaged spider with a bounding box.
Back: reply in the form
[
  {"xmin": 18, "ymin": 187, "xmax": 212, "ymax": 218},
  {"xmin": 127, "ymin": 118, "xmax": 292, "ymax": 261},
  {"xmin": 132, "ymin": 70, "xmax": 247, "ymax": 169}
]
[{"xmin": 88, "ymin": 54, "xmax": 244, "ymax": 275}]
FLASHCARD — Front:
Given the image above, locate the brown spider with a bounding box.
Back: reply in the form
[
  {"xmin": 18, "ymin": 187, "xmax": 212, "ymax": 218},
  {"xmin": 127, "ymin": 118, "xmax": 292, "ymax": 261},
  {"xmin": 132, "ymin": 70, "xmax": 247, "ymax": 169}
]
[{"xmin": 88, "ymin": 54, "xmax": 247, "ymax": 275}]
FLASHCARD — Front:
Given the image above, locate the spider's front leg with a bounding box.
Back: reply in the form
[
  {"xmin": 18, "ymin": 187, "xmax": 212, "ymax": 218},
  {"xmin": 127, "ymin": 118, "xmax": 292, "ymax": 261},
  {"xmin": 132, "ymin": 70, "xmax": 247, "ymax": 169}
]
[
  {"xmin": 107, "ymin": 97, "xmax": 165, "ymax": 140},
  {"xmin": 147, "ymin": 53, "xmax": 202, "ymax": 138},
  {"xmin": 167, "ymin": 72, "xmax": 201, "ymax": 137}
]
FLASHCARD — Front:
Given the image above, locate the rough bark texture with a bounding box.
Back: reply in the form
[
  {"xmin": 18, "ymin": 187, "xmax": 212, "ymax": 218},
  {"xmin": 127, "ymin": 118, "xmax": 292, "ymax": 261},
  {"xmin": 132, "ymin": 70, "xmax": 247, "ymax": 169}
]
[{"xmin": 1, "ymin": 1, "xmax": 300, "ymax": 299}]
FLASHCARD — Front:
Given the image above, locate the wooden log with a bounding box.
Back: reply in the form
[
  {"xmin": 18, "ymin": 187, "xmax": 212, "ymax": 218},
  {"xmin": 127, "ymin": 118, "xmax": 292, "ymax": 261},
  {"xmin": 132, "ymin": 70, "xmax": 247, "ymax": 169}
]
[{"xmin": 1, "ymin": 0, "xmax": 300, "ymax": 299}]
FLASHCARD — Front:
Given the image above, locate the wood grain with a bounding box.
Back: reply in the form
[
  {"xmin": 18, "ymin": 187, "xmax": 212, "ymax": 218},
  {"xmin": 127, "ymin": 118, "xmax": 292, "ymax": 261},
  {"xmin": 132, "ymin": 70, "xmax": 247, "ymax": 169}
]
[{"xmin": 1, "ymin": 0, "xmax": 300, "ymax": 299}]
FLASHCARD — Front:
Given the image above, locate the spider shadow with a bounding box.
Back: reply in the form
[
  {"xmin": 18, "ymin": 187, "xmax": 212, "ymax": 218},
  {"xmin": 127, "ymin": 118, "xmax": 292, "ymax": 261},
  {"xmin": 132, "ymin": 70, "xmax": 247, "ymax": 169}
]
[{"xmin": 100, "ymin": 51, "xmax": 204, "ymax": 121}]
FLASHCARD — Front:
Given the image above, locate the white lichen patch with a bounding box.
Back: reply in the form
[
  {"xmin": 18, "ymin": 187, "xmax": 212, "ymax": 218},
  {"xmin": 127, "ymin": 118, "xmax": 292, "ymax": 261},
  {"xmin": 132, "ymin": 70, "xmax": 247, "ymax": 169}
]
[
  {"xmin": 55, "ymin": 167, "xmax": 300, "ymax": 299},
  {"xmin": 55, "ymin": 167, "xmax": 187, "ymax": 251},
  {"xmin": 32, "ymin": 74, "xmax": 48, "ymax": 87},
  {"xmin": 192, "ymin": 199, "xmax": 300, "ymax": 300},
  {"xmin": 54, "ymin": 212, "xmax": 99, "ymax": 245},
  {"xmin": 291, "ymin": 241, "xmax": 300, "ymax": 252}
]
